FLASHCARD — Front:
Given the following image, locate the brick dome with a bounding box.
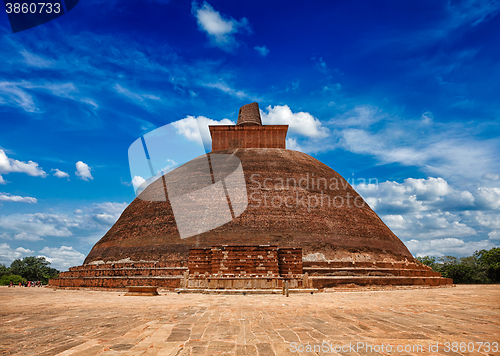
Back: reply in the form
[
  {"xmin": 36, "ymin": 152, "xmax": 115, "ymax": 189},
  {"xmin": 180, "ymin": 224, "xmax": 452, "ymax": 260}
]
[{"xmin": 84, "ymin": 148, "xmax": 414, "ymax": 265}]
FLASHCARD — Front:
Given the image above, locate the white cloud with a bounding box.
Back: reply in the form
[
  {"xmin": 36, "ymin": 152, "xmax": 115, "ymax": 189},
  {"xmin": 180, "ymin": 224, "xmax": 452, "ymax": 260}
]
[
  {"xmin": 286, "ymin": 138, "xmax": 304, "ymax": 152},
  {"xmin": 421, "ymin": 111, "xmax": 433, "ymax": 124},
  {"xmin": 52, "ymin": 168, "xmax": 70, "ymax": 179},
  {"xmin": 488, "ymin": 231, "xmax": 500, "ymax": 240},
  {"xmin": 0, "ymin": 175, "xmax": 6, "ymax": 185},
  {"xmin": 114, "ymin": 84, "xmax": 160, "ymax": 108},
  {"xmin": 0, "ymin": 80, "xmax": 97, "ymax": 113},
  {"xmin": 0, "ymin": 243, "xmax": 34, "ymax": 265},
  {"xmin": 448, "ymin": 0, "xmax": 500, "ymax": 28},
  {"xmin": 356, "ymin": 177, "xmax": 500, "ymax": 215},
  {"xmin": 38, "ymin": 246, "xmax": 85, "ymax": 271},
  {"xmin": 19, "ymin": 49, "xmax": 55, "ymax": 68},
  {"xmin": 0, "ymin": 193, "xmax": 37, "ymax": 204},
  {"xmin": 89, "ymin": 202, "xmax": 128, "ymax": 225},
  {"xmin": 312, "ymin": 56, "xmax": 329, "ymax": 74},
  {"xmin": 406, "ymin": 238, "xmax": 495, "ymax": 257},
  {"xmin": 482, "ymin": 173, "xmax": 499, "ymax": 181},
  {"xmin": 14, "ymin": 232, "xmax": 43, "ymax": 241},
  {"xmin": 75, "ymin": 161, "xmax": 93, "ymax": 181},
  {"xmin": 0, "ymin": 149, "xmax": 47, "ymax": 178},
  {"xmin": 261, "ymin": 105, "xmax": 328, "ymax": 138},
  {"xmin": 353, "ymin": 176, "xmax": 500, "ymax": 256},
  {"xmin": 0, "ymin": 81, "xmax": 37, "ymax": 112},
  {"xmin": 132, "ymin": 176, "xmax": 146, "ymax": 191},
  {"xmin": 172, "ymin": 115, "xmax": 234, "ymax": 148},
  {"xmin": 474, "ymin": 187, "xmax": 500, "ymax": 209},
  {"xmin": 0, "ymin": 202, "xmax": 127, "ymax": 247},
  {"xmin": 192, "ymin": 1, "xmax": 250, "ymax": 52},
  {"xmin": 325, "ymin": 104, "xmax": 500, "ymax": 182},
  {"xmin": 202, "ymin": 81, "xmax": 252, "ymax": 99},
  {"xmin": 254, "ymin": 45, "xmax": 269, "ymax": 57},
  {"xmin": 329, "ymin": 105, "xmax": 385, "ymax": 127},
  {"xmin": 0, "ymin": 213, "xmax": 73, "ymax": 238}
]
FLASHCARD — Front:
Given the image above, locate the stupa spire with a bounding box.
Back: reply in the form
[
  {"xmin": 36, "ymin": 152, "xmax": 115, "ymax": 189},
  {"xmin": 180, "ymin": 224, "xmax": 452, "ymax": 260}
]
[{"xmin": 236, "ymin": 102, "xmax": 262, "ymax": 126}]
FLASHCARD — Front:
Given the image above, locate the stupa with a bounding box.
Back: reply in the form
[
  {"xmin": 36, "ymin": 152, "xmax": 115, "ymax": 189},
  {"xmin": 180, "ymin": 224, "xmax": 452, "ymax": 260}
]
[{"xmin": 50, "ymin": 103, "xmax": 452, "ymax": 290}]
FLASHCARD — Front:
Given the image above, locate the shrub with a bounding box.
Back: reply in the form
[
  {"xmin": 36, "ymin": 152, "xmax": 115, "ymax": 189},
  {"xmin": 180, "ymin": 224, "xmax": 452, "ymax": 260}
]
[{"xmin": 0, "ymin": 275, "xmax": 26, "ymax": 285}]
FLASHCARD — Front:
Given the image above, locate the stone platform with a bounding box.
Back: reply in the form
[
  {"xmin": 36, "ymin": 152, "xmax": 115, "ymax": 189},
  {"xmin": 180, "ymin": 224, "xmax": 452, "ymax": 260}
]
[
  {"xmin": 49, "ymin": 246, "xmax": 452, "ymax": 290},
  {"xmin": 1, "ymin": 285, "xmax": 498, "ymax": 355},
  {"xmin": 304, "ymin": 260, "xmax": 453, "ymax": 288}
]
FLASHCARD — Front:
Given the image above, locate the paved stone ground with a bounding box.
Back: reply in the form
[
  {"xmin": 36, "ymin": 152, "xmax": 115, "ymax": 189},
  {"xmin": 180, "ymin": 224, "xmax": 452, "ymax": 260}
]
[{"xmin": 0, "ymin": 285, "xmax": 499, "ymax": 356}]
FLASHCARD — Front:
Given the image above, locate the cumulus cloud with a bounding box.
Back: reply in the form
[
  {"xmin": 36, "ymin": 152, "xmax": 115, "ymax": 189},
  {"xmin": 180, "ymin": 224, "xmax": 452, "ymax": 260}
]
[
  {"xmin": 405, "ymin": 238, "xmax": 495, "ymax": 257},
  {"xmin": 75, "ymin": 161, "xmax": 93, "ymax": 181},
  {"xmin": 0, "ymin": 213, "xmax": 73, "ymax": 238},
  {"xmin": 488, "ymin": 230, "xmax": 500, "ymax": 240},
  {"xmin": 14, "ymin": 232, "xmax": 43, "ymax": 241},
  {"xmin": 0, "ymin": 149, "xmax": 46, "ymax": 179},
  {"xmin": 0, "ymin": 175, "xmax": 6, "ymax": 184},
  {"xmin": 0, "ymin": 202, "xmax": 127, "ymax": 264},
  {"xmin": 172, "ymin": 115, "xmax": 234, "ymax": 148},
  {"xmin": 474, "ymin": 188, "xmax": 500, "ymax": 210},
  {"xmin": 482, "ymin": 173, "xmax": 499, "ymax": 181},
  {"xmin": 132, "ymin": 176, "xmax": 146, "ymax": 191},
  {"xmin": 261, "ymin": 105, "xmax": 328, "ymax": 138},
  {"xmin": 89, "ymin": 202, "xmax": 128, "ymax": 225},
  {"xmin": 191, "ymin": 1, "xmax": 250, "ymax": 52},
  {"xmin": 385, "ymin": 212, "xmax": 477, "ymax": 240},
  {"xmin": 354, "ymin": 176, "xmax": 500, "ymax": 256},
  {"xmin": 0, "ymin": 243, "xmax": 34, "ymax": 265},
  {"xmin": 52, "ymin": 168, "xmax": 70, "ymax": 179},
  {"xmin": 0, "ymin": 193, "xmax": 37, "ymax": 204},
  {"xmin": 38, "ymin": 246, "xmax": 85, "ymax": 271},
  {"xmin": 254, "ymin": 45, "xmax": 269, "ymax": 57},
  {"xmin": 286, "ymin": 138, "xmax": 304, "ymax": 152}
]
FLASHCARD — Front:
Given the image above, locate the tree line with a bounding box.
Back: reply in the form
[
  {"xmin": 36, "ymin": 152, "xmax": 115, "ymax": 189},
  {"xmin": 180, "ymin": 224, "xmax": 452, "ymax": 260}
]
[
  {"xmin": 416, "ymin": 247, "xmax": 500, "ymax": 284},
  {"xmin": 0, "ymin": 256, "xmax": 59, "ymax": 285}
]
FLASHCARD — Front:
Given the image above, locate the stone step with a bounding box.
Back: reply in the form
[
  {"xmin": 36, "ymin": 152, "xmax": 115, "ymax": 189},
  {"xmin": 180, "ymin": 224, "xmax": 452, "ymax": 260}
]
[
  {"xmin": 49, "ymin": 276, "xmax": 182, "ymax": 289},
  {"xmin": 175, "ymin": 288, "xmax": 319, "ymax": 294},
  {"xmin": 303, "ymin": 261, "xmax": 430, "ymax": 270},
  {"xmin": 310, "ymin": 276, "xmax": 453, "ymax": 288},
  {"xmin": 60, "ymin": 267, "xmax": 188, "ymax": 278},
  {"xmin": 304, "ymin": 267, "xmax": 441, "ymax": 277}
]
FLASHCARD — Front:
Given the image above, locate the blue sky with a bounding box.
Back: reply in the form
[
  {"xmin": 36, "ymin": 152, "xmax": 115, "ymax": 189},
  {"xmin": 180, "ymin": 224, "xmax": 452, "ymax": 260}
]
[{"xmin": 0, "ymin": 0, "xmax": 499, "ymax": 270}]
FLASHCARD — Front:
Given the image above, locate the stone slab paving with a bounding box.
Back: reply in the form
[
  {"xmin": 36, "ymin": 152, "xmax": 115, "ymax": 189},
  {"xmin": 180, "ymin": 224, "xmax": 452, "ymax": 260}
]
[{"xmin": 0, "ymin": 285, "xmax": 499, "ymax": 356}]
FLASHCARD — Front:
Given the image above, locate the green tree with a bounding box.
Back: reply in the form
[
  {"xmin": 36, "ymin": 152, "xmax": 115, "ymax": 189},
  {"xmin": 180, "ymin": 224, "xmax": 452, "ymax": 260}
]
[
  {"xmin": 418, "ymin": 248, "xmax": 500, "ymax": 284},
  {"xmin": 0, "ymin": 275, "xmax": 26, "ymax": 285},
  {"xmin": 9, "ymin": 256, "xmax": 59, "ymax": 283},
  {"xmin": 416, "ymin": 256, "xmax": 437, "ymax": 269},
  {"xmin": 0, "ymin": 263, "xmax": 11, "ymax": 277},
  {"xmin": 437, "ymin": 255, "xmax": 459, "ymax": 266},
  {"xmin": 474, "ymin": 248, "xmax": 500, "ymax": 283}
]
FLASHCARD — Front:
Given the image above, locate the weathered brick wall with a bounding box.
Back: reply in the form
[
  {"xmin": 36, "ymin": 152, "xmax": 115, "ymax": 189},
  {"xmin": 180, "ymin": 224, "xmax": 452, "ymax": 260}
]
[
  {"xmin": 188, "ymin": 245, "xmax": 301, "ymax": 277},
  {"xmin": 278, "ymin": 248, "xmax": 303, "ymax": 275},
  {"xmin": 209, "ymin": 125, "xmax": 288, "ymax": 151},
  {"xmin": 49, "ymin": 276, "xmax": 181, "ymax": 289},
  {"xmin": 211, "ymin": 245, "xmax": 280, "ymax": 276},
  {"xmin": 188, "ymin": 248, "xmax": 212, "ymax": 275}
]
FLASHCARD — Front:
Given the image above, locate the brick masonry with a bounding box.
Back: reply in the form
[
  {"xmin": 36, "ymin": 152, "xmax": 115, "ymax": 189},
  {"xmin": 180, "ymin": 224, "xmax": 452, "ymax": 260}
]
[
  {"xmin": 209, "ymin": 125, "xmax": 288, "ymax": 151},
  {"xmin": 49, "ymin": 248, "xmax": 452, "ymax": 289}
]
